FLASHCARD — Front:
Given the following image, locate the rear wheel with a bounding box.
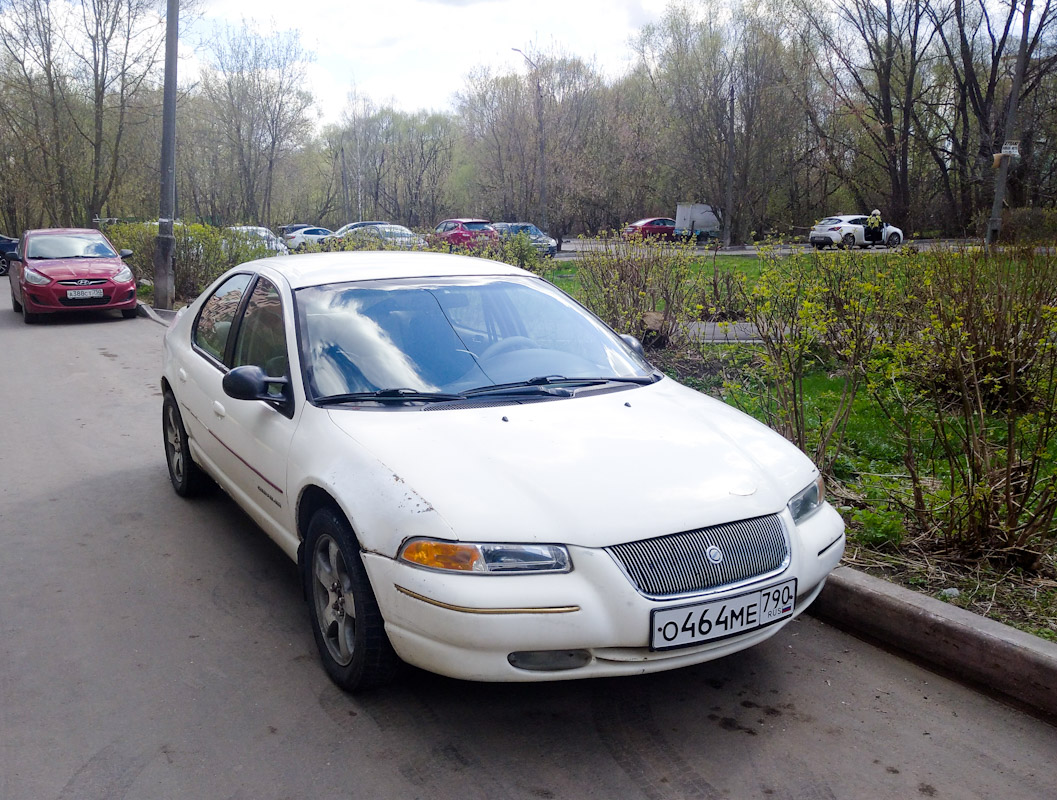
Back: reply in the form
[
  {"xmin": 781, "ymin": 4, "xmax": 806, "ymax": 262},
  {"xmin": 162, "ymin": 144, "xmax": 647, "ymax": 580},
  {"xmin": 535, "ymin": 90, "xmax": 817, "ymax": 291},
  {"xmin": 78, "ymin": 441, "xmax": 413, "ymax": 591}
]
[
  {"xmin": 162, "ymin": 391, "xmax": 211, "ymax": 496},
  {"xmin": 304, "ymin": 507, "xmax": 399, "ymax": 692},
  {"xmin": 841, "ymin": 233, "xmax": 856, "ymax": 250}
]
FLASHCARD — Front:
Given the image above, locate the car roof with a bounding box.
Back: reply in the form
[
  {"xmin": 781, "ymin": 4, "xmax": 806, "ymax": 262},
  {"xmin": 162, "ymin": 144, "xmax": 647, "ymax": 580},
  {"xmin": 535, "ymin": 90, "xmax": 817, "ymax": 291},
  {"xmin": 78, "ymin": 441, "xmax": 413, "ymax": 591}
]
[
  {"xmin": 241, "ymin": 251, "xmax": 533, "ymax": 290},
  {"xmin": 444, "ymin": 218, "xmax": 491, "ymax": 224},
  {"xmin": 25, "ymin": 227, "xmax": 106, "ymax": 236}
]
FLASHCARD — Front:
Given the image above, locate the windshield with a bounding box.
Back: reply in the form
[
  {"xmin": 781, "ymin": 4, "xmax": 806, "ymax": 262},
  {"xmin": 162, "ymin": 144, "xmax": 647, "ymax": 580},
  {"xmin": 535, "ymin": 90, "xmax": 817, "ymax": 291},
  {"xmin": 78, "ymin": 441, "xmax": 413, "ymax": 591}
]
[
  {"xmin": 26, "ymin": 233, "xmax": 117, "ymax": 259},
  {"xmin": 297, "ymin": 275, "xmax": 653, "ymax": 400},
  {"xmin": 463, "ymin": 222, "xmax": 494, "ymax": 231}
]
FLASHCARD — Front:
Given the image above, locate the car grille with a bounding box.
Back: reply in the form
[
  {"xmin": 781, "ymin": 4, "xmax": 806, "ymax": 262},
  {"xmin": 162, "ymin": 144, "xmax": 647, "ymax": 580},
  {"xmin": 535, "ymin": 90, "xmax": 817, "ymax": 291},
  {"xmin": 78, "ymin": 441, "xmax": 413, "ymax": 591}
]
[
  {"xmin": 606, "ymin": 514, "xmax": 789, "ymax": 598},
  {"xmin": 57, "ymin": 279, "xmax": 107, "ymax": 286}
]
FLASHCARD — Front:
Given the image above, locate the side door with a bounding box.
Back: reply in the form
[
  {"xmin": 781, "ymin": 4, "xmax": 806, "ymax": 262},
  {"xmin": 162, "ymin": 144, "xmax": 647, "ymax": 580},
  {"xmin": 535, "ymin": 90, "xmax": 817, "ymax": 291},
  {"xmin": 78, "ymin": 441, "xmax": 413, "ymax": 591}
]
[
  {"xmin": 180, "ymin": 272, "xmax": 254, "ymax": 484},
  {"xmin": 214, "ymin": 275, "xmax": 301, "ymax": 537},
  {"xmin": 849, "ymin": 217, "xmax": 869, "ymax": 244}
]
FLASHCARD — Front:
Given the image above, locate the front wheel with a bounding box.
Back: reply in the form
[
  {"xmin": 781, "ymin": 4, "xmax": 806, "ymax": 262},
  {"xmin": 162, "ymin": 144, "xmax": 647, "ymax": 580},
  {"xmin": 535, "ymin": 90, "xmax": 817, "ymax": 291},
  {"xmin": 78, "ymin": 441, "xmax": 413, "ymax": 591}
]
[
  {"xmin": 887, "ymin": 232, "xmax": 902, "ymax": 247},
  {"xmin": 304, "ymin": 507, "xmax": 400, "ymax": 692}
]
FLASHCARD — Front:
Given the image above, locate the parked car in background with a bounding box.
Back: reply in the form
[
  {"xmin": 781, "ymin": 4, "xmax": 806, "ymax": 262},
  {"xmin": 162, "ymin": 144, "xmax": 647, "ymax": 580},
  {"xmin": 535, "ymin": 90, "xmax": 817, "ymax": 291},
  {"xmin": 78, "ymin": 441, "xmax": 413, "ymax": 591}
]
[
  {"xmin": 492, "ymin": 222, "xmax": 558, "ymax": 257},
  {"xmin": 161, "ymin": 250, "xmax": 845, "ymax": 692},
  {"xmin": 622, "ymin": 217, "xmax": 677, "ymax": 240},
  {"xmin": 278, "ymin": 223, "xmax": 311, "ymax": 238},
  {"xmin": 808, "ymin": 215, "xmax": 904, "ymax": 249},
  {"xmin": 8, "ymin": 228, "xmax": 138, "ymax": 323},
  {"xmin": 331, "ymin": 221, "xmax": 391, "ymax": 239},
  {"xmin": 0, "ymin": 233, "xmax": 17, "ymax": 276},
  {"xmin": 284, "ymin": 226, "xmax": 333, "ymax": 250},
  {"xmin": 433, "ymin": 218, "xmax": 499, "ymax": 249},
  {"xmin": 228, "ymin": 226, "xmax": 288, "ymax": 253},
  {"xmin": 337, "ymin": 223, "xmax": 427, "ymax": 250},
  {"xmin": 674, "ymin": 203, "xmax": 722, "ymax": 241}
]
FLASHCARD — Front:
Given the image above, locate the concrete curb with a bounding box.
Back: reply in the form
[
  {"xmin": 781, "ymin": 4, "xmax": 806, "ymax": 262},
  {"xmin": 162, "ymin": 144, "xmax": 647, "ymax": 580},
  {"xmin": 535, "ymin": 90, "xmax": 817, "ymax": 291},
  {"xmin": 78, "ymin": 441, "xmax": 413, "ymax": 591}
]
[
  {"xmin": 141, "ymin": 304, "xmax": 177, "ymax": 326},
  {"xmin": 810, "ymin": 566, "xmax": 1057, "ymax": 718}
]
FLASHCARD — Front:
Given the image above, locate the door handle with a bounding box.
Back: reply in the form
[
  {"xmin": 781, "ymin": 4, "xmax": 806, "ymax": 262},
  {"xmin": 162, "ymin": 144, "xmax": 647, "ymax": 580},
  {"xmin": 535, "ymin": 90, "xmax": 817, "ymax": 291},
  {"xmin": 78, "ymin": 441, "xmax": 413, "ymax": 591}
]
[{"xmin": 212, "ymin": 401, "xmax": 226, "ymax": 418}]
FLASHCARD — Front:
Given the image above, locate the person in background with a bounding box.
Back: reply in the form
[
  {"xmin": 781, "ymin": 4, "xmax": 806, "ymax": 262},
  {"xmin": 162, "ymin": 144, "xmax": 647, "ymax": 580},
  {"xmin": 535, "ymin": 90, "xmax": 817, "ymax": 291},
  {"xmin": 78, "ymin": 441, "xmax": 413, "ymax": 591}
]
[{"xmin": 866, "ymin": 209, "xmax": 883, "ymax": 246}]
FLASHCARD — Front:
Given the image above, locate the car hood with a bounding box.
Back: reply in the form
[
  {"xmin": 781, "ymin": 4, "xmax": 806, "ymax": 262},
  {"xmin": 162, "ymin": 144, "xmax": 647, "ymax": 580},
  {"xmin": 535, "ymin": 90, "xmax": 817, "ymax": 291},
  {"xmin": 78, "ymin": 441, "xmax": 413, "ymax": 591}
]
[
  {"xmin": 324, "ymin": 379, "xmax": 816, "ymax": 547},
  {"xmin": 26, "ymin": 257, "xmax": 125, "ymax": 279}
]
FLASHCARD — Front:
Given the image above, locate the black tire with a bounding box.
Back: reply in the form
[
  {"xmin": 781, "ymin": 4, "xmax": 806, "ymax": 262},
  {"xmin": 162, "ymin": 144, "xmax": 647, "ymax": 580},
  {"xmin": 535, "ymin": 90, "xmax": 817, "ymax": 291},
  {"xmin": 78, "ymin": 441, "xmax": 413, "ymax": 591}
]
[
  {"xmin": 304, "ymin": 507, "xmax": 399, "ymax": 692},
  {"xmin": 121, "ymin": 307, "xmax": 138, "ymax": 319},
  {"xmin": 11, "ymin": 290, "xmax": 22, "ymax": 313},
  {"xmin": 887, "ymin": 232, "xmax": 901, "ymax": 247},
  {"xmin": 841, "ymin": 233, "xmax": 856, "ymax": 250},
  {"xmin": 22, "ymin": 301, "xmax": 39, "ymax": 324},
  {"xmin": 162, "ymin": 391, "xmax": 211, "ymax": 496}
]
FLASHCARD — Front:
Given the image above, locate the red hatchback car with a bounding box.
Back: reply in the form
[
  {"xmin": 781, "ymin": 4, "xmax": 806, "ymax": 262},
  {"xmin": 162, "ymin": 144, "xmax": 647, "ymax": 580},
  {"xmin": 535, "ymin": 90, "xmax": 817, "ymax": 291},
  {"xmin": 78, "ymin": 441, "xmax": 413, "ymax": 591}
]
[
  {"xmin": 622, "ymin": 217, "xmax": 677, "ymax": 240},
  {"xmin": 9, "ymin": 228, "xmax": 138, "ymax": 323},
  {"xmin": 433, "ymin": 218, "xmax": 499, "ymax": 249}
]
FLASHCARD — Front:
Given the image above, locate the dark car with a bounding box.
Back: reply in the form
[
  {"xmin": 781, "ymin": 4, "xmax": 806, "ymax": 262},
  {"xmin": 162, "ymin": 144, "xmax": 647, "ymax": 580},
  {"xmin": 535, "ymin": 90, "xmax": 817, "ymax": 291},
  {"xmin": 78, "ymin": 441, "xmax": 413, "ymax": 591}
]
[
  {"xmin": 8, "ymin": 228, "xmax": 138, "ymax": 323},
  {"xmin": 492, "ymin": 222, "xmax": 557, "ymax": 257},
  {"xmin": 0, "ymin": 233, "xmax": 17, "ymax": 276},
  {"xmin": 622, "ymin": 217, "xmax": 677, "ymax": 240}
]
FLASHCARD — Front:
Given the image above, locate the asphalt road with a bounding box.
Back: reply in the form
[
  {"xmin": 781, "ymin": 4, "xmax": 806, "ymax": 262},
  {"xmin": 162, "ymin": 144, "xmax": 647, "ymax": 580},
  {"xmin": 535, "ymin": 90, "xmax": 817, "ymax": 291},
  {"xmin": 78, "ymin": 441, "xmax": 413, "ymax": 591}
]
[{"xmin": 2, "ymin": 306, "xmax": 1055, "ymax": 800}]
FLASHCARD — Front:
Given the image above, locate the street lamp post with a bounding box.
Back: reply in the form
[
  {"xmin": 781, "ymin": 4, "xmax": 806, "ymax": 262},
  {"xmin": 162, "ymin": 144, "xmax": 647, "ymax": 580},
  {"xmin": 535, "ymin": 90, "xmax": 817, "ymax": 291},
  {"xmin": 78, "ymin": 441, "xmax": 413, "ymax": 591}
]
[
  {"xmin": 152, "ymin": 0, "xmax": 178, "ymax": 309},
  {"xmin": 513, "ymin": 48, "xmax": 547, "ymax": 234}
]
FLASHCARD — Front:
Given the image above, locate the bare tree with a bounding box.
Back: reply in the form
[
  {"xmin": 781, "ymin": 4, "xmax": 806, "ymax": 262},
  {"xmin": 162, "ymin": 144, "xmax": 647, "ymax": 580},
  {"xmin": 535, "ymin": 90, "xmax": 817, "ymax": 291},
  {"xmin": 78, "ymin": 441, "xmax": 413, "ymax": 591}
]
[{"xmin": 201, "ymin": 24, "xmax": 314, "ymax": 226}]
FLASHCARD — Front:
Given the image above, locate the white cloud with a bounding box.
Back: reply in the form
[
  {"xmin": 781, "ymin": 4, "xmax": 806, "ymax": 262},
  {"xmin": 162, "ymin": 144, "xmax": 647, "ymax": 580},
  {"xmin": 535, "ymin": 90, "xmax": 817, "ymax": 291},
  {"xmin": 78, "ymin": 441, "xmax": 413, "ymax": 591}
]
[{"xmin": 188, "ymin": 0, "xmax": 670, "ymax": 125}]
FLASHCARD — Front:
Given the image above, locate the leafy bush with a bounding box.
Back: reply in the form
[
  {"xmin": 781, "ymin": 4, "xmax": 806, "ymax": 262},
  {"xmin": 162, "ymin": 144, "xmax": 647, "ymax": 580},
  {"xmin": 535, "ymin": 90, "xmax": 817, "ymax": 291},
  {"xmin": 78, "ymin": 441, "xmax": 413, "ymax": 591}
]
[
  {"xmin": 574, "ymin": 233, "xmax": 705, "ymax": 346},
  {"xmin": 104, "ymin": 222, "xmax": 279, "ymax": 300},
  {"xmin": 999, "ymin": 208, "xmax": 1057, "ymax": 244}
]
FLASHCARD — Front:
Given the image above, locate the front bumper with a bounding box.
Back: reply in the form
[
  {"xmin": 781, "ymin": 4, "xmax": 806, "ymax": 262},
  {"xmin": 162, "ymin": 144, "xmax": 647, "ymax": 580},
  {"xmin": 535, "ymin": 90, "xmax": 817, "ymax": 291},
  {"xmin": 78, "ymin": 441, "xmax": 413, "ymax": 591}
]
[
  {"xmin": 21, "ymin": 279, "xmax": 138, "ymax": 314},
  {"xmin": 362, "ymin": 503, "xmax": 845, "ymax": 681}
]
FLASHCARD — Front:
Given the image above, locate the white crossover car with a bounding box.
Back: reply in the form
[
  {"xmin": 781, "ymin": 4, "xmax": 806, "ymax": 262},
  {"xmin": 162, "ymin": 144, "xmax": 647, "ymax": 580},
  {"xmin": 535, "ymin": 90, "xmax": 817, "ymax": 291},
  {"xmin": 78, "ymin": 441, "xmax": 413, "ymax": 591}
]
[
  {"xmin": 161, "ymin": 251, "xmax": 845, "ymax": 691},
  {"xmin": 809, "ymin": 215, "xmax": 903, "ymax": 249}
]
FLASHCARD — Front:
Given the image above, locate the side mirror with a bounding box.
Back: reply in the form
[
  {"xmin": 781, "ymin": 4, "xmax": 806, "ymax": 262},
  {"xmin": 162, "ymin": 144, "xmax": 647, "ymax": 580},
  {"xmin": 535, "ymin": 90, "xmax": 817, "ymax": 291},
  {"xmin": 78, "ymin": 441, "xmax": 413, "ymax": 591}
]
[
  {"xmin": 119, "ymin": 249, "xmax": 133, "ymax": 258},
  {"xmin": 223, "ymin": 365, "xmax": 293, "ymax": 416},
  {"xmin": 620, "ymin": 334, "xmax": 645, "ymax": 357}
]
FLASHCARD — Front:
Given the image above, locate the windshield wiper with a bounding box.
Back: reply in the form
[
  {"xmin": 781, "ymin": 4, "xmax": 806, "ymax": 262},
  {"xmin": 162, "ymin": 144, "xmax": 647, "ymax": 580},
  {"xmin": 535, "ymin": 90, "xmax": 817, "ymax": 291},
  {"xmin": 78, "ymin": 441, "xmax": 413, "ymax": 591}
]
[
  {"xmin": 463, "ymin": 375, "xmax": 657, "ymax": 397},
  {"xmin": 316, "ymin": 388, "xmax": 464, "ymax": 406}
]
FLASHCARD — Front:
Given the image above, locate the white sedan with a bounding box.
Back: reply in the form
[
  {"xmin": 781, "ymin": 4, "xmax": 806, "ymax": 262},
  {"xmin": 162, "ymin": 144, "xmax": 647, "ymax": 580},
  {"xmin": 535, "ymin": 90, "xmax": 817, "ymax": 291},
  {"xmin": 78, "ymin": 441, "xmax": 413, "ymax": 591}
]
[
  {"xmin": 283, "ymin": 226, "xmax": 332, "ymax": 250},
  {"xmin": 161, "ymin": 251, "xmax": 845, "ymax": 691},
  {"xmin": 809, "ymin": 215, "xmax": 903, "ymax": 249}
]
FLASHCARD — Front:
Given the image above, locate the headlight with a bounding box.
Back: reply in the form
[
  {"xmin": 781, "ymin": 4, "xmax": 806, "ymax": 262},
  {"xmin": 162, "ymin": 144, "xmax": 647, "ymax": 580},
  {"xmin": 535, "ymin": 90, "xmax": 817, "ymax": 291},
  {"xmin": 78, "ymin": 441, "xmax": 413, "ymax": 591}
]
[
  {"xmin": 399, "ymin": 539, "xmax": 571, "ymax": 574},
  {"xmin": 113, "ymin": 265, "xmax": 133, "ymax": 283},
  {"xmin": 788, "ymin": 476, "xmax": 825, "ymax": 523},
  {"xmin": 24, "ymin": 268, "xmax": 50, "ymax": 285}
]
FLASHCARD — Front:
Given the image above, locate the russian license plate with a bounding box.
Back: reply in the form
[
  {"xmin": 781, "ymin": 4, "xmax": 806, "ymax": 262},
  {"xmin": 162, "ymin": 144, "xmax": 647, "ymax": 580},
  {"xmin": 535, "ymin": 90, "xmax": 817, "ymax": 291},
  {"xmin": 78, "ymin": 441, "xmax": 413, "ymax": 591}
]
[
  {"xmin": 67, "ymin": 288, "xmax": 104, "ymax": 299},
  {"xmin": 650, "ymin": 578, "xmax": 797, "ymax": 650}
]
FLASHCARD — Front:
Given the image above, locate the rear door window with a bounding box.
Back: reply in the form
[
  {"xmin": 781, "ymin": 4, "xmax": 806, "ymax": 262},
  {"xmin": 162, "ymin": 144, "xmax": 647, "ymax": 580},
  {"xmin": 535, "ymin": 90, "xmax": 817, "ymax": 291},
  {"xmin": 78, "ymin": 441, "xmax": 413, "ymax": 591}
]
[{"xmin": 193, "ymin": 273, "xmax": 253, "ymax": 362}]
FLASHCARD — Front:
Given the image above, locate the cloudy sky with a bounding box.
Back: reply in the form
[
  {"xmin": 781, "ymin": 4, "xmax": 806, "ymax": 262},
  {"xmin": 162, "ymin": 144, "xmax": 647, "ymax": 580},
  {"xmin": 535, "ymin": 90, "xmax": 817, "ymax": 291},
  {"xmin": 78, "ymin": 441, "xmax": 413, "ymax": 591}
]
[{"xmin": 187, "ymin": 0, "xmax": 672, "ymax": 123}]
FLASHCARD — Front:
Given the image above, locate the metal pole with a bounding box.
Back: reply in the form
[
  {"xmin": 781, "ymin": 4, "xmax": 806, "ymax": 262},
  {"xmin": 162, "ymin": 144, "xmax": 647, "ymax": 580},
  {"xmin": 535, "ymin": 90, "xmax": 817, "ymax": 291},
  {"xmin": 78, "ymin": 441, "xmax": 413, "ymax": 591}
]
[
  {"xmin": 986, "ymin": 0, "xmax": 1033, "ymax": 245},
  {"xmin": 152, "ymin": 0, "xmax": 178, "ymax": 309}
]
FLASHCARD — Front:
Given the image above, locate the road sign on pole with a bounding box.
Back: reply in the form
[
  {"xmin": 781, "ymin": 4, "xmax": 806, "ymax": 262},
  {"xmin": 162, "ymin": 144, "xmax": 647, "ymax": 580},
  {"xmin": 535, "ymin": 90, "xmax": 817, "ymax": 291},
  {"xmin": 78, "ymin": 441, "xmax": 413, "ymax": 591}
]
[{"xmin": 1001, "ymin": 141, "xmax": 1020, "ymax": 157}]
